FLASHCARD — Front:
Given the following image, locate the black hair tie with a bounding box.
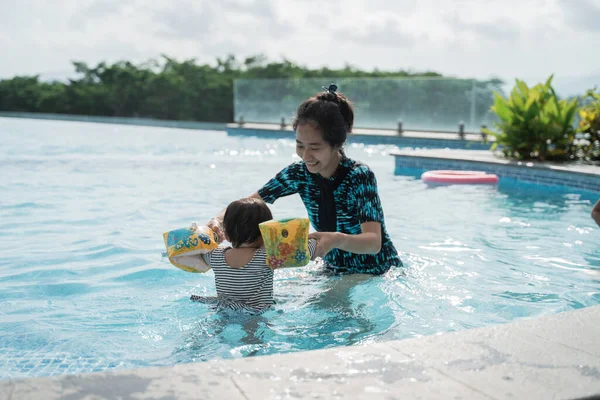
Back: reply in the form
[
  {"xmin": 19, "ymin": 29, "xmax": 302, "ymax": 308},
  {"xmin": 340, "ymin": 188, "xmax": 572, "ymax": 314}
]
[{"xmin": 322, "ymin": 83, "xmax": 338, "ymax": 95}]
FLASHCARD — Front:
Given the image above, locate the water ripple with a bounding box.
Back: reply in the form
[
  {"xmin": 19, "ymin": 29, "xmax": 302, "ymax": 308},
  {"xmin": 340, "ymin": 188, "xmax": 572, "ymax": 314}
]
[{"xmin": 1, "ymin": 118, "xmax": 599, "ymax": 380}]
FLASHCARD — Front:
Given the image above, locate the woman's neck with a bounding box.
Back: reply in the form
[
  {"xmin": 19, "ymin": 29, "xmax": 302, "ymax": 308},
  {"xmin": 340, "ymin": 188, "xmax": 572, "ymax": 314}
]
[{"xmin": 319, "ymin": 151, "xmax": 342, "ymax": 179}]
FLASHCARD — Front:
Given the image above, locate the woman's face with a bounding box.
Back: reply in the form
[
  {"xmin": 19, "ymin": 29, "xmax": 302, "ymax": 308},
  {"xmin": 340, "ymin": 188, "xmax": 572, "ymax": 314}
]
[{"xmin": 295, "ymin": 123, "xmax": 341, "ymax": 178}]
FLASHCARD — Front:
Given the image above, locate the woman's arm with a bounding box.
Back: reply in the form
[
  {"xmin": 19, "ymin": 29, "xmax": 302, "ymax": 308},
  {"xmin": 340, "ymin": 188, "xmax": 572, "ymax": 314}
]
[
  {"xmin": 309, "ymin": 221, "xmax": 382, "ymax": 258},
  {"xmin": 592, "ymin": 198, "xmax": 600, "ymax": 227}
]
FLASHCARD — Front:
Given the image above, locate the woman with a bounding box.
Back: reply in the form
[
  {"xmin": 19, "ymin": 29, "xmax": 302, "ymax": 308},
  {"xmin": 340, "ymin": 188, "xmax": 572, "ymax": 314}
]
[{"xmin": 208, "ymin": 84, "xmax": 402, "ymax": 275}]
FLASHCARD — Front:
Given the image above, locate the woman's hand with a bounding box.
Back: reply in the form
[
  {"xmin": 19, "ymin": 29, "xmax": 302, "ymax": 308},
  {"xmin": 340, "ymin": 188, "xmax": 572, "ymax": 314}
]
[
  {"xmin": 206, "ymin": 217, "xmax": 224, "ymax": 243},
  {"xmin": 308, "ymin": 232, "xmax": 341, "ymax": 258}
]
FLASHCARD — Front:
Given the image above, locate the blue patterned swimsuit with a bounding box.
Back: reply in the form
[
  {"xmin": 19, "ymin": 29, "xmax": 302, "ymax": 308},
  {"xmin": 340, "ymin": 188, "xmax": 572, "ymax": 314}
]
[{"xmin": 258, "ymin": 157, "xmax": 402, "ymax": 275}]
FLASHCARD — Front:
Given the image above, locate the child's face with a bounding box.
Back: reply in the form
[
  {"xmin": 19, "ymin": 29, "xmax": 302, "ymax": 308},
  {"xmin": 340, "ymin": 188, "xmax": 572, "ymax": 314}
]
[{"xmin": 295, "ymin": 123, "xmax": 340, "ymax": 178}]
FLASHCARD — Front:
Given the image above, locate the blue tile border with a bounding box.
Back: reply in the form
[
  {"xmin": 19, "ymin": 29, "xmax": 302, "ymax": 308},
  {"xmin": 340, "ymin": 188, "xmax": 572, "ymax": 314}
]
[
  {"xmin": 226, "ymin": 127, "xmax": 491, "ymax": 150},
  {"xmin": 393, "ymin": 154, "xmax": 600, "ymax": 193}
]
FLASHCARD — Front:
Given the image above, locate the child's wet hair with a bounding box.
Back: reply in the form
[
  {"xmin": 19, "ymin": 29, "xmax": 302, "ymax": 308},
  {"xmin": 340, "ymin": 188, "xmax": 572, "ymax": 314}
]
[
  {"xmin": 293, "ymin": 87, "xmax": 354, "ymax": 150},
  {"xmin": 223, "ymin": 198, "xmax": 273, "ymax": 247}
]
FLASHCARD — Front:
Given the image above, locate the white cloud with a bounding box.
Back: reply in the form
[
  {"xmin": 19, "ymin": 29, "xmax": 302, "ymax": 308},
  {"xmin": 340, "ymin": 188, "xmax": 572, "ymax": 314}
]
[
  {"xmin": 0, "ymin": 0, "xmax": 598, "ymax": 95},
  {"xmin": 559, "ymin": 0, "xmax": 600, "ymax": 32},
  {"xmin": 333, "ymin": 19, "xmax": 423, "ymax": 48}
]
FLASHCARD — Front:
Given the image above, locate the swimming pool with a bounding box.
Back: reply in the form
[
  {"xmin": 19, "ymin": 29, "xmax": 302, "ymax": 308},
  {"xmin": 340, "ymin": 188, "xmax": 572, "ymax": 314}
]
[{"xmin": 1, "ymin": 118, "xmax": 598, "ymax": 379}]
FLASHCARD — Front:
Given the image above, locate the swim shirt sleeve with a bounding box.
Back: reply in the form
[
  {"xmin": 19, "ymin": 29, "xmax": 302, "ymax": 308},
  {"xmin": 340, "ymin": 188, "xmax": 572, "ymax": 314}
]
[
  {"xmin": 257, "ymin": 162, "xmax": 302, "ymax": 204},
  {"xmin": 352, "ymin": 166, "xmax": 385, "ymax": 224}
]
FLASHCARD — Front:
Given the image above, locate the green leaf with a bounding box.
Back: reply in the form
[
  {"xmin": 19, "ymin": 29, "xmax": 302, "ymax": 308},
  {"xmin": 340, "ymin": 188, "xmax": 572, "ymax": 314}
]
[
  {"xmin": 493, "ymin": 93, "xmax": 511, "ymax": 121},
  {"xmin": 516, "ymin": 80, "xmax": 529, "ymax": 97}
]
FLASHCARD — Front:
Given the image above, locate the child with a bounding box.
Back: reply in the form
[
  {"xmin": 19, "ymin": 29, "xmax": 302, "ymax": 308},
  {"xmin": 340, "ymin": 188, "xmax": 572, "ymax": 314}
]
[{"xmin": 191, "ymin": 198, "xmax": 317, "ymax": 313}]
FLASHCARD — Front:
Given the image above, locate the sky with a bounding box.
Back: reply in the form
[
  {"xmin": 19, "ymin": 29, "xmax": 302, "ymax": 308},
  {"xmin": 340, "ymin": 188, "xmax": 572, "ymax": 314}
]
[{"xmin": 1, "ymin": 0, "xmax": 599, "ymax": 96}]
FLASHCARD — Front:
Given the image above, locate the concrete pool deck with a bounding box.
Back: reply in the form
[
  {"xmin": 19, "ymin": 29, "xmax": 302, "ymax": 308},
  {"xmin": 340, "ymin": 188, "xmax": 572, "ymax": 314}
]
[
  {"xmin": 0, "ymin": 114, "xmax": 491, "ymax": 149},
  {"xmin": 391, "ymin": 148, "xmax": 600, "ymax": 177},
  {"xmin": 2, "ymin": 305, "xmax": 599, "ymax": 399},
  {"xmin": 225, "ymin": 123, "xmax": 494, "ymax": 150},
  {"xmin": 227, "ymin": 122, "xmax": 490, "ymax": 142},
  {"xmin": 0, "ymin": 113, "xmax": 484, "ymax": 142}
]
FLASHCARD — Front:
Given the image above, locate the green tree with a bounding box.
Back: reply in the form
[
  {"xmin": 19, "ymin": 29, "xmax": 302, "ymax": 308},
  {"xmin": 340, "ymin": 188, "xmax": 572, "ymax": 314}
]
[{"xmin": 0, "ymin": 54, "xmax": 497, "ymax": 129}]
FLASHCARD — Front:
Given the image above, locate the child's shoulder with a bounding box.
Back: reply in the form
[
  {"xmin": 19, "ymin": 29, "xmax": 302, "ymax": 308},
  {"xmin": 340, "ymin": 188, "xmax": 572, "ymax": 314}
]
[
  {"xmin": 249, "ymin": 246, "xmax": 268, "ymax": 263},
  {"xmin": 220, "ymin": 246, "xmax": 270, "ymax": 269},
  {"xmin": 203, "ymin": 245, "xmax": 229, "ymax": 263},
  {"xmin": 210, "ymin": 245, "xmax": 229, "ymax": 255}
]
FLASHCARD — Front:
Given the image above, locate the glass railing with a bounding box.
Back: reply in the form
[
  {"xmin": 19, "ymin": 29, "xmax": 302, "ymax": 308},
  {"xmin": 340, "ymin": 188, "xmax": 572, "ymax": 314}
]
[{"xmin": 233, "ymin": 77, "xmax": 504, "ymax": 133}]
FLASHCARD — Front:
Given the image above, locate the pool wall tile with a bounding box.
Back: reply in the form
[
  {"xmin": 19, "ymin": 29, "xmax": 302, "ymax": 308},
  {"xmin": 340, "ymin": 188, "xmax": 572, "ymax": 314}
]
[{"xmin": 393, "ymin": 154, "xmax": 600, "ymax": 193}]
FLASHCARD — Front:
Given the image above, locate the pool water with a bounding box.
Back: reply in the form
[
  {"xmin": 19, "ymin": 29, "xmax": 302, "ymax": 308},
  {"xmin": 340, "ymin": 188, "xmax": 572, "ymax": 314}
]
[{"xmin": 1, "ymin": 118, "xmax": 599, "ymax": 379}]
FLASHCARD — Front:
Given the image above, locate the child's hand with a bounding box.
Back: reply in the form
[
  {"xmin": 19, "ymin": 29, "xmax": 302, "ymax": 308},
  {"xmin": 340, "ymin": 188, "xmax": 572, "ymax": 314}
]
[
  {"xmin": 206, "ymin": 217, "xmax": 224, "ymax": 243},
  {"xmin": 308, "ymin": 232, "xmax": 340, "ymax": 258}
]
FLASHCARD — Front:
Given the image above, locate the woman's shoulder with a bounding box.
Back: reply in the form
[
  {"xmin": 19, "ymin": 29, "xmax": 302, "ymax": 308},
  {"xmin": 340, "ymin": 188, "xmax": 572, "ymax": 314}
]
[
  {"xmin": 288, "ymin": 160, "xmax": 308, "ymax": 172},
  {"xmin": 344, "ymin": 157, "xmax": 373, "ymax": 176},
  {"xmin": 342, "ymin": 158, "xmax": 379, "ymax": 190},
  {"xmin": 276, "ymin": 160, "xmax": 308, "ymax": 177}
]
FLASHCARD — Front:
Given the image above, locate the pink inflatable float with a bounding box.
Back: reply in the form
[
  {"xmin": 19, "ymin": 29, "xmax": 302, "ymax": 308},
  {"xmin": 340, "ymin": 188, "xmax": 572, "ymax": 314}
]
[{"xmin": 421, "ymin": 170, "xmax": 499, "ymax": 185}]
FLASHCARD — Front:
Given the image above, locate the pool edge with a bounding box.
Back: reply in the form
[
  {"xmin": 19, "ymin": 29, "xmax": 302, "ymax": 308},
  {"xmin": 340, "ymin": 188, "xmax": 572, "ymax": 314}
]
[{"xmin": 2, "ymin": 305, "xmax": 599, "ymax": 399}]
